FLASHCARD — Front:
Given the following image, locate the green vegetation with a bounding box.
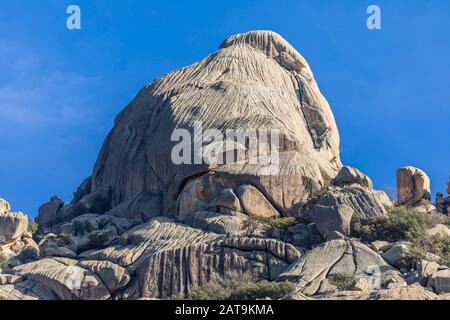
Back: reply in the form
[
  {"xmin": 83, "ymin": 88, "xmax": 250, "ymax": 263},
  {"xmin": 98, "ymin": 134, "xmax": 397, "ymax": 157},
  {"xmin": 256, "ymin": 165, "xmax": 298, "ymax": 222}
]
[
  {"xmin": 328, "ymin": 273, "xmax": 355, "ymax": 291},
  {"xmin": 169, "ymin": 273, "xmax": 296, "ymax": 300},
  {"xmin": 351, "ymin": 206, "xmax": 450, "ymax": 268},
  {"xmin": 267, "ymin": 217, "xmax": 298, "ymax": 232},
  {"xmin": 28, "ymin": 220, "xmax": 38, "ymax": 234},
  {"xmin": 0, "ymin": 252, "xmax": 8, "ymax": 271},
  {"xmin": 243, "ymin": 216, "xmax": 298, "ymax": 237},
  {"xmin": 398, "ymin": 234, "xmax": 450, "ymax": 269},
  {"xmin": 351, "ymin": 206, "xmax": 434, "ymax": 243}
]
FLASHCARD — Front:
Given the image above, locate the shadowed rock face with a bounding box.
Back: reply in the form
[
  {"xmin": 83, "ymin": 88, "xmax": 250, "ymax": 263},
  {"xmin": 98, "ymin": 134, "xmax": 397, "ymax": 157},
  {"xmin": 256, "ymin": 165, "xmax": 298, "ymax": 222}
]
[{"xmin": 90, "ymin": 30, "xmax": 342, "ymax": 217}]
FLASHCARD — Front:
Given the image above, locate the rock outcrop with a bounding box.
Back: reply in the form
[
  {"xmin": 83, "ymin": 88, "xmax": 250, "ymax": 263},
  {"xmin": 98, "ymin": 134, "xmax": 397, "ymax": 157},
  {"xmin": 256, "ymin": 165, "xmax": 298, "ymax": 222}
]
[
  {"xmin": 0, "ymin": 198, "xmax": 39, "ymax": 270},
  {"xmin": 0, "ymin": 199, "xmax": 28, "ymax": 244},
  {"xmin": 296, "ymin": 184, "xmax": 388, "ymax": 238},
  {"xmin": 397, "ymin": 166, "xmax": 431, "ymax": 206},
  {"xmin": 79, "ymin": 218, "xmax": 300, "ymax": 299},
  {"xmin": 332, "ymin": 166, "xmax": 373, "ymax": 188},
  {"xmin": 83, "ymin": 30, "xmax": 342, "ymax": 223},
  {"xmin": 10, "ymin": 258, "xmax": 129, "ymax": 300},
  {"xmin": 427, "ymin": 270, "xmax": 450, "ymax": 294},
  {"xmin": 279, "ymin": 239, "xmax": 405, "ymax": 296}
]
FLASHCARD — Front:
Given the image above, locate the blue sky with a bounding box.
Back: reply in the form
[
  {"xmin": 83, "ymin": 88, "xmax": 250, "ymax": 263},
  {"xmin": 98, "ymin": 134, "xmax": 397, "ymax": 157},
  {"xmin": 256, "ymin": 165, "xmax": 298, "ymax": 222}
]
[{"xmin": 0, "ymin": 1, "xmax": 449, "ymax": 218}]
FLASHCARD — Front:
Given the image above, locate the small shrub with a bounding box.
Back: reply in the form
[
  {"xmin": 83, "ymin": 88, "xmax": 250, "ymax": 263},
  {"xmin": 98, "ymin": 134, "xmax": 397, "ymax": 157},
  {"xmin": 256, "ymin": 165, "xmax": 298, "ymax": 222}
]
[
  {"xmin": 169, "ymin": 272, "xmax": 296, "ymax": 300},
  {"xmin": 430, "ymin": 212, "xmax": 450, "ymax": 227},
  {"xmin": 242, "ymin": 216, "xmax": 264, "ymax": 237},
  {"xmin": 243, "ymin": 216, "xmax": 298, "ymax": 237},
  {"xmin": 0, "ymin": 252, "xmax": 8, "ymax": 271},
  {"xmin": 28, "ymin": 220, "xmax": 38, "ymax": 234},
  {"xmin": 351, "ymin": 206, "xmax": 434, "ymax": 243},
  {"xmin": 328, "ymin": 273, "xmax": 355, "ymax": 291},
  {"xmin": 397, "ymin": 247, "xmax": 427, "ymax": 270},
  {"xmin": 267, "ymin": 217, "xmax": 298, "ymax": 233},
  {"xmin": 230, "ymin": 280, "xmax": 296, "ymax": 300},
  {"xmin": 399, "ymin": 234, "xmax": 450, "ymax": 268}
]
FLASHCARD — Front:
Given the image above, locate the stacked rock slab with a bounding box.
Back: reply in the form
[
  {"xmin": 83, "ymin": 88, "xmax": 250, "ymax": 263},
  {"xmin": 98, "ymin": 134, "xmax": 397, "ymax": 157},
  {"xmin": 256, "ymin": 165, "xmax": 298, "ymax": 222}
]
[{"xmin": 79, "ymin": 218, "xmax": 300, "ymax": 299}]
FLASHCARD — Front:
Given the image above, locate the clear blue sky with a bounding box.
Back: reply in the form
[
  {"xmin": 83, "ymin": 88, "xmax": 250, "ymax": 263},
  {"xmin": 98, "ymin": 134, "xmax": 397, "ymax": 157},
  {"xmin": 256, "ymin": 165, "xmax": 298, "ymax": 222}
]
[{"xmin": 1, "ymin": 1, "xmax": 449, "ymax": 218}]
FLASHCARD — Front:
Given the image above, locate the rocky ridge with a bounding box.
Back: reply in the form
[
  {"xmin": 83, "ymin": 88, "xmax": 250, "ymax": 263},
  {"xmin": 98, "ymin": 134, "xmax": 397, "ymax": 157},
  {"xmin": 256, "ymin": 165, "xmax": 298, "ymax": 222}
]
[{"xmin": 0, "ymin": 31, "xmax": 449, "ymax": 300}]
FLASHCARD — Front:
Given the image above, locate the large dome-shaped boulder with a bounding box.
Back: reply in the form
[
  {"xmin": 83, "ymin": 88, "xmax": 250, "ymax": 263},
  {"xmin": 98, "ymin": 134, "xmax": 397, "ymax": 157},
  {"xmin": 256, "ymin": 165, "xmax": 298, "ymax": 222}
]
[{"xmin": 87, "ymin": 30, "xmax": 341, "ymax": 219}]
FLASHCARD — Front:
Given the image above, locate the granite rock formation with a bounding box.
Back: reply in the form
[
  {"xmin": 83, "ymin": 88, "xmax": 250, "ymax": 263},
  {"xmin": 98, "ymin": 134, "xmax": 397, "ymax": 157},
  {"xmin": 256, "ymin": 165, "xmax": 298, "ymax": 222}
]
[{"xmin": 1, "ymin": 31, "xmax": 449, "ymax": 301}]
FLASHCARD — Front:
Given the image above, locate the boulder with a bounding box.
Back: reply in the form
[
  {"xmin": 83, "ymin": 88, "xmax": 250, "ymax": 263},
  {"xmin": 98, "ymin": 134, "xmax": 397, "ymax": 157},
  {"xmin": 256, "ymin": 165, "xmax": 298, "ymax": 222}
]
[
  {"xmin": 45, "ymin": 186, "xmax": 112, "ymax": 226},
  {"xmin": 397, "ymin": 166, "xmax": 431, "ymax": 206},
  {"xmin": 427, "ymin": 224, "xmax": 450, "ymax": 237},
  {"xmin": 38, "ymin": 233, "xmax": 76, "ymax": 257},
  {"xmin": 17, "ymin": 237, "xmax": 40, "ymax": 262},
  {"xmin": 382, "ymin": 243, "xmax": 410, "ymax": 269},
  {"xmin": 36, "ymin": 197, "xmax": 64, "ymax": 226},
  {"xmin": 416, "ymin": 260, "xmax": 440, "ymax": 286},
  {"xmin": 304, "ymin": 204, "xmax": 354, "ymax": 238},
  {"xmin": 326, "ymin": 231, "xmax": 346, "ymax": 241},
  {"xmin": 0, "ymin": 198, "xmax": 11, "ymax": 215},
  {"xmin": 236, "ymin": 185, "xmax": 280, "ymax": 218},
  {"xmin": 350, "ymin": 277, "xmax": 369, "ymax": 292},
  {"xmin": 333, "ymin": 166, "xmax": 373, "ymax": 188},
  {"xmin": 71, "ymin": 214, "xmax": 137, "ymax": 237},
  {"xmin": 370, "ymin": 240, "xmax": 391, "ymax": 253},
  {"xmin": 0, "ymin": 279, "xmax": 58, "ymax": 300},
  {"xmin": 297, "ymin": 185, "xmax": 387, "ymax": 230},
  {"xmin": 0, "ymin": 203, "xmax": 28, "ymax": 244},
  {"xmin": 87, "ymin": 30, "xmax": 342, "ymax": 221},
  {"xmin": 207, "ymin": 188, "xmax": 242, "ymax": 213},
  {"xmin": 9, "ymin": 258, "xmax": 129, "ymax": 300},
  {"xmin": 76, "ymin": 260, "xmax": 130, "ymax": 293},
  {"xmin": 75, "ymin": 227, "xmax": 119, "ymax": 252},
  {"xmin": 183, "ymin": 211, "xmax": 247, "ymax": 235},
  {"xmin": 427, "ymin": 270, "xmax": 450, "ymax": 294}
]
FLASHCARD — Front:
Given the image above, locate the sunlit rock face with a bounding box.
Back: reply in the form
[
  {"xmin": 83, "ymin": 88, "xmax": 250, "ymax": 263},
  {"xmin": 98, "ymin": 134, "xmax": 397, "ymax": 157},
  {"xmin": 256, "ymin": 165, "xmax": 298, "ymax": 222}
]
[{"xmin": 90, "ymin": 30, "xmax": 342, "ymax": 218}]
